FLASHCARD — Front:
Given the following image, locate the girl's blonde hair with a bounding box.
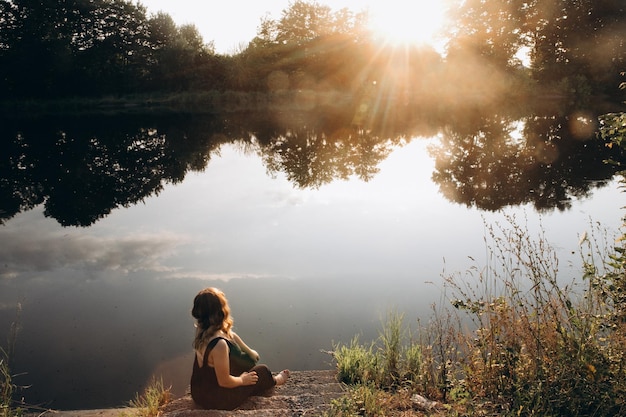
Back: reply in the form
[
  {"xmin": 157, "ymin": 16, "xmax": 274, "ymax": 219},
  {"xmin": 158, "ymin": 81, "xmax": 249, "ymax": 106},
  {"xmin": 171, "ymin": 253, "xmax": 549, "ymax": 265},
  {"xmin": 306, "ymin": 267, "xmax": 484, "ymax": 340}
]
[{"xmin": 191, "ymin": 287, "xmax": 234, "ymax": 350}]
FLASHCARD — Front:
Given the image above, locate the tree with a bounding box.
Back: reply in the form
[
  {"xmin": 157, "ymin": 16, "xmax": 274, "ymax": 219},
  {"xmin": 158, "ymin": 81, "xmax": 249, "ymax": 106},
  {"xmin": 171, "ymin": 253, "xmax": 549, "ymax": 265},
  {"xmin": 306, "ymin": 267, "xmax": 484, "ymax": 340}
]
[
  {"xmin": 233, "ymin": 1, "xmax": 371, "ymax": 92},
  {"xmin": 250, "ymin": 0, "xmax": 367, "ymax": 47},
  {"xmin": 146, "ymin": 14, "xmax": 215, "ymax": 91},
  {"xmin": 0, "ymin": 0, "xmax": 75, "ymax": 96},
  {"xmin": 446, "ymin": 0, "xmax": 529, "ymax": 70},
  {"xmin": 529, "ymin": 0, "xmax": 625, "ymax": 95},
  {"xmin": 72, "ymin": 0, "xmax": 153, "ymax": 94},
  {"xmin": 0, "ymin": 0, "xmax": 227, "ymax": 97},
  {"xmin": 0, "ymin": 0, "xmax": 157, "ymax": 97},
  {"xmin": 446, "ymin": 0, "xmax": 626, "ymax": 99}
]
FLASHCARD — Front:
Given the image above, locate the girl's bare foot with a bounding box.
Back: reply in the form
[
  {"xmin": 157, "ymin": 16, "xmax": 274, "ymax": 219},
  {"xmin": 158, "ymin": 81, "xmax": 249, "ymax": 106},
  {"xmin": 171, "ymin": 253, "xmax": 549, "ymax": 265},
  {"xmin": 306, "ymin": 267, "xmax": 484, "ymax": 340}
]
[{"xmin": 274, "ymin": 369, "xmax": 290, "ymax": 386}]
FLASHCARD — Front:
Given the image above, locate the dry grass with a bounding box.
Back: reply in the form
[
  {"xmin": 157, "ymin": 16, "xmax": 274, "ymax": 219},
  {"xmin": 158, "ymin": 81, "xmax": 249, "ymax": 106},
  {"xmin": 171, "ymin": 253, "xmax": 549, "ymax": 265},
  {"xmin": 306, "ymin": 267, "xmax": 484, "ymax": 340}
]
[{"xmin": 118, "ymin": 378, "xmax": 172, "ymax": 417}]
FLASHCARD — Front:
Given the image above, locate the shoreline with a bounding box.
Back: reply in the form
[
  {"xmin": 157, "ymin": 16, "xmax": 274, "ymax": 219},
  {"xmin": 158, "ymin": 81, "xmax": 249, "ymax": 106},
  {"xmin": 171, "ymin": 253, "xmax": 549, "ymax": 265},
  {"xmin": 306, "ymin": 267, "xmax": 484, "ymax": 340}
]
[
  {"xmin": 24, "ymin": 370, "xmax": 342, "ymax": 417},
  {"xmin": 25, "ymin": 409, "xmax": 132, "ymax": 417}
]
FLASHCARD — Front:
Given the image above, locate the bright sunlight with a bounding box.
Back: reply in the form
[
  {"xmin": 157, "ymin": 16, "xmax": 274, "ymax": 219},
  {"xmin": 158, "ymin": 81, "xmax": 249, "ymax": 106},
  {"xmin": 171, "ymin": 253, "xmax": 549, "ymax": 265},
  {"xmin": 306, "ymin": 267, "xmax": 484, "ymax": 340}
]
[
  {"xmin": 139, "ymin": 0, "xmax": 450, "ymax": 54},
  {"xmin": 365, "ymin": 0, "xmax": 447, "ymax": 48}
]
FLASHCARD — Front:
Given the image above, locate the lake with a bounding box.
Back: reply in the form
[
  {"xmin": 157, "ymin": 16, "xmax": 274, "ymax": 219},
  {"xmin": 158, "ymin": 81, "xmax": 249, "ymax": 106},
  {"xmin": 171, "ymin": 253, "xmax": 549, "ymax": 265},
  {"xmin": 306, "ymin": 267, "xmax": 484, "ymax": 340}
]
[{"xmin": 0, "ymin": 103, "xmax": 624, "ymax": 410}]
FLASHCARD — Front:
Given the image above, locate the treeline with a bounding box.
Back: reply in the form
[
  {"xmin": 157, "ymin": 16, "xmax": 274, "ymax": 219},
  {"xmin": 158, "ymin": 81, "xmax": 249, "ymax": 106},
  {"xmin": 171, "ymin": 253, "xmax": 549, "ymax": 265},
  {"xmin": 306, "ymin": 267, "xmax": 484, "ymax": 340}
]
[
  {"xmin": 1, "ymin": 0, "xmax": 624, "ymax": 104},
  {"xmin": 0, "ymin": 0, "xmax": 221, "ymax": 97}
]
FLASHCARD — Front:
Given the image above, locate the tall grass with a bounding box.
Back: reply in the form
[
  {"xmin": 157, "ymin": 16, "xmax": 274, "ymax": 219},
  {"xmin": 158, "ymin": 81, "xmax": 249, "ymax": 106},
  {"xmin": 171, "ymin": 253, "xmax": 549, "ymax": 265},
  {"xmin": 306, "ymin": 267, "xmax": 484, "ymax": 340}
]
[
  {"xmin": 333, "ymin": 311, "xmax": 433, "ymax": 391},
  {"xmin": 327, "ymin": 214, "xmax": 626, "ymax": 416},
  {"xmin": 1, "ymin": 304, "xmax": 24, "ymax": 417},
  {"xmin": 1, "ymin": 348, "xmax": 21, "ymax": 417}
]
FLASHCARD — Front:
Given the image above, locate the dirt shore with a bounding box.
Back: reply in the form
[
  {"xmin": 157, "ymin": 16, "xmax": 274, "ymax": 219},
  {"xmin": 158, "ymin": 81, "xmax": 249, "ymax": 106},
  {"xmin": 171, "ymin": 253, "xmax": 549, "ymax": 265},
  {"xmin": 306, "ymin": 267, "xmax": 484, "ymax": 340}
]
[{"xmin": 25, "ymin": 370, "xmax": 343, "ymax": 417}]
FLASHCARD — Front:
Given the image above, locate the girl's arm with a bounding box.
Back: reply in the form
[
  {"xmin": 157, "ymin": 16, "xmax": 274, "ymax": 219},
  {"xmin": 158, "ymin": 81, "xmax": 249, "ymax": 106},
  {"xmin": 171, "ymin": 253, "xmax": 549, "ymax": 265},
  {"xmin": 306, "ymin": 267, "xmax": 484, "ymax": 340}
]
[
  {"xmin": 212, "ymin": 339, "xmax": 258, "ymax": 388},
  {"xmin": 232, "ymin": 331, "xmax": 260, "ymax": 362}
]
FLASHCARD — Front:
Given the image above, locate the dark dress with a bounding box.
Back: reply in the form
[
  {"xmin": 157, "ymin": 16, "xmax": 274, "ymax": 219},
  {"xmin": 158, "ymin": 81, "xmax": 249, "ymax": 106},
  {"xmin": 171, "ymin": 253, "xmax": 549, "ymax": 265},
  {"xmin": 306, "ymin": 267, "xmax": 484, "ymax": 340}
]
[{"xmin": 190, "ymin": 336, "xmax": 276, "ymax": 410}]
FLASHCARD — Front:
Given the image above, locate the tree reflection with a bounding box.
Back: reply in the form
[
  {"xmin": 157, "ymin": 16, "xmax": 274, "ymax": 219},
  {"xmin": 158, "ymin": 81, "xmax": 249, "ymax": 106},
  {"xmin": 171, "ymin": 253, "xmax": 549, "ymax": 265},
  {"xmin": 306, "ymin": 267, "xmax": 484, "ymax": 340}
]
[
  {"xmin": 1, "ymin": 103, "xmax": 624, "ymax": 226},
  {"xmin": 220, "ymin": 109, "xmax": 403, "ymax": 189},
  {"xmin": 0, "ymin": 115, "xmax": 223, "ymax": 226},
  {"xmin": 430, "ymin": 108, "xmax": 623, "ymax": 211},
  {"xmin": 260, "ymin": 127, "xmax": 395, "ymax": 188}
]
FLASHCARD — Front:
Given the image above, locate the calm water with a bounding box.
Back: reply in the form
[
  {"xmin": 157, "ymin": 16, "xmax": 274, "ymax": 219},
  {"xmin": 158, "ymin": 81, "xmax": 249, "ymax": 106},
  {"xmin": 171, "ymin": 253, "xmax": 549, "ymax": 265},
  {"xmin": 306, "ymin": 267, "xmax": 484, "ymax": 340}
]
[{"xmin": 0, "ymin": 107, "xmax": 624, "ymax": 409}]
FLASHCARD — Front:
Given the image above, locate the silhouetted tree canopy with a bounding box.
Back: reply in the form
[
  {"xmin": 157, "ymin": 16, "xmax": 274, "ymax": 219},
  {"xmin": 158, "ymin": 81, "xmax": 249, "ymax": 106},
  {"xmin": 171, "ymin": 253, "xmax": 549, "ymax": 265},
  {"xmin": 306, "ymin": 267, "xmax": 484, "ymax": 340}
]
[
  {"xmin": 1, "ymin": 0, "xmax": 623, "ymax": 103},
  {"xmin": 0, "ymin": 0, "xmax": 214, "ymax": 98},
  {"xmin": 447, "ymin": 0, "xmax": 626, "ymax": 99},
  {"xmin": 249, "ymin": 0, "xmax": 368, "ymax": 48}
]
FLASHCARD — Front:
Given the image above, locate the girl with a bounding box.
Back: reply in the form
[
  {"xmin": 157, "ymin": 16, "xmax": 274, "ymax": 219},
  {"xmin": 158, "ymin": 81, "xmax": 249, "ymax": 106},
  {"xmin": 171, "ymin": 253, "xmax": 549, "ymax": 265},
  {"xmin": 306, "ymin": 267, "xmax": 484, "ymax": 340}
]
[{"xmin": 190, "ymin": 287, "xmax": 290, "ymax": 410}]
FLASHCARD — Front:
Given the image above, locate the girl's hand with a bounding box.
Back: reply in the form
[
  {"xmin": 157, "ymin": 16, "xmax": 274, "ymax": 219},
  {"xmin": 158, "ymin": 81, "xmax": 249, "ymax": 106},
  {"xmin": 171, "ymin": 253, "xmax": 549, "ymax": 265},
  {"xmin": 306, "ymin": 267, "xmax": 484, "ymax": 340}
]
[
  {"xmin": 241, "ymin": 371, "xmax": 258, "ymax": 386},
  {"xmin": 249, "ymin": 350, "xmax": 260, "ymax": 362}
]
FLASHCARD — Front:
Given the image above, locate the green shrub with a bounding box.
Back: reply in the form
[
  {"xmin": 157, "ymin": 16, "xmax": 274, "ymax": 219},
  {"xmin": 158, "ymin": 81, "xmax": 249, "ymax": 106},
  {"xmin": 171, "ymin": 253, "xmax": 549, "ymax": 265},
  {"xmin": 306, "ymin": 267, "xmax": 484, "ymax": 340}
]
[
  {"xmin": 333, "ymin": 312, "xmax": 431, "ymax": 391},
  {"xmin": 333, "ymin": 336, "xmax": 379, "ymax": 386}
]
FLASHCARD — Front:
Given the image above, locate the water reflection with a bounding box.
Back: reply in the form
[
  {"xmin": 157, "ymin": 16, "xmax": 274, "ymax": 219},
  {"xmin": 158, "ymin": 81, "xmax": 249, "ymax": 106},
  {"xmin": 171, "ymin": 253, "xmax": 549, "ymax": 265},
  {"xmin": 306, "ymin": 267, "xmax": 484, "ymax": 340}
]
[
  {"xmin": 0, "ymin": 114, "xmax": 224, "ymax": 226},
  {"xmin": 1, "ymin": 100, "xmax": 624, "ymax": 410},
  {"xmin": 431, "ymin": 111, "xmax": 620, "ymax": 211},
  {"xmin": 1, "ymin": 104, "xmax": 623, "ymax": 227}
]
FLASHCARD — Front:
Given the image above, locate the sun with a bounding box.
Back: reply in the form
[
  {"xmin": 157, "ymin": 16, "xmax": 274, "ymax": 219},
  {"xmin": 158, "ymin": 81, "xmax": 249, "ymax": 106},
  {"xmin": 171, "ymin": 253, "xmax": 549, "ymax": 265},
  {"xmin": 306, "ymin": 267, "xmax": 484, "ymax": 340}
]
[{"xmin": 365, "ymin": 0, "xmax": 447, "ymax": 49}]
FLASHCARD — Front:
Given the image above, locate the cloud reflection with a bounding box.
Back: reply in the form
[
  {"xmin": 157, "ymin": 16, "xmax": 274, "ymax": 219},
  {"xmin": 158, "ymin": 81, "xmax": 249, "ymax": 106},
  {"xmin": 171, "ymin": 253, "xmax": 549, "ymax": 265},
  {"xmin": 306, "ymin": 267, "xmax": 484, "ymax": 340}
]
[
  {"xmin": 0, "ymin": 216, "xmax": 188, "ymax": 281},
  {"xmin": 165, "ymin": 271, "xmax": 273, "ymax": 281}
]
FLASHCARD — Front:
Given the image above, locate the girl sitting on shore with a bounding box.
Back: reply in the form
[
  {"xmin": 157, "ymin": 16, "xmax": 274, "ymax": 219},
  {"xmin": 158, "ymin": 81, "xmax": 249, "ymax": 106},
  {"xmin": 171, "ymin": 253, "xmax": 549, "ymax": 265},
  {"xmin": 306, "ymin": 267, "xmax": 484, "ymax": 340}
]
[{"xmin": 190, "ymin": 287, "xmax": 290, "ymax": 410}]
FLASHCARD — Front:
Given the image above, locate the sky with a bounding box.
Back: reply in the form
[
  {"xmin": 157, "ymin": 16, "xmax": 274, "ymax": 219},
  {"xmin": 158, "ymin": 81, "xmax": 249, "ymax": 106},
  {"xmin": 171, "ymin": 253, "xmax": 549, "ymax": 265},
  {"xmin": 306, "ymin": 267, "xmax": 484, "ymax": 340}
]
[{"xmin": 138, "ymin": 0, "xmax": 449, "ymax": 54}]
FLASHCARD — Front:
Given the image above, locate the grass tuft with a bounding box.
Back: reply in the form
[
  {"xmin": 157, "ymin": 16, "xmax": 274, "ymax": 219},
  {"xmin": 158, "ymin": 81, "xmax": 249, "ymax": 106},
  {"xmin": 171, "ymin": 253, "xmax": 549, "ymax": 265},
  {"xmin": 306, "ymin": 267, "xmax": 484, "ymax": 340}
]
[{"xmin": 118, "ymin": 377, "xmax": 172, "ymax": 417}]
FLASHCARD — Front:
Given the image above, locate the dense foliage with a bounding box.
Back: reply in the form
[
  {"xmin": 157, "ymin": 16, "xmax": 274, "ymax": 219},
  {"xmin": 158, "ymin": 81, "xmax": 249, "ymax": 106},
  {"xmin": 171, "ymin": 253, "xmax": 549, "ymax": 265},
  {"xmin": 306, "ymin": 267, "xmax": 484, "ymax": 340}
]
[
  {"xmin": 448, "ymin": 0, "xmax": 625, "ymax": 95},
  {"xmin": 0, "ymin": 0, "xmax": 216, "ymax": 97},
  {"xmin": 1, "ymin": 0, "xmax": 624, "ymax": 104}
]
